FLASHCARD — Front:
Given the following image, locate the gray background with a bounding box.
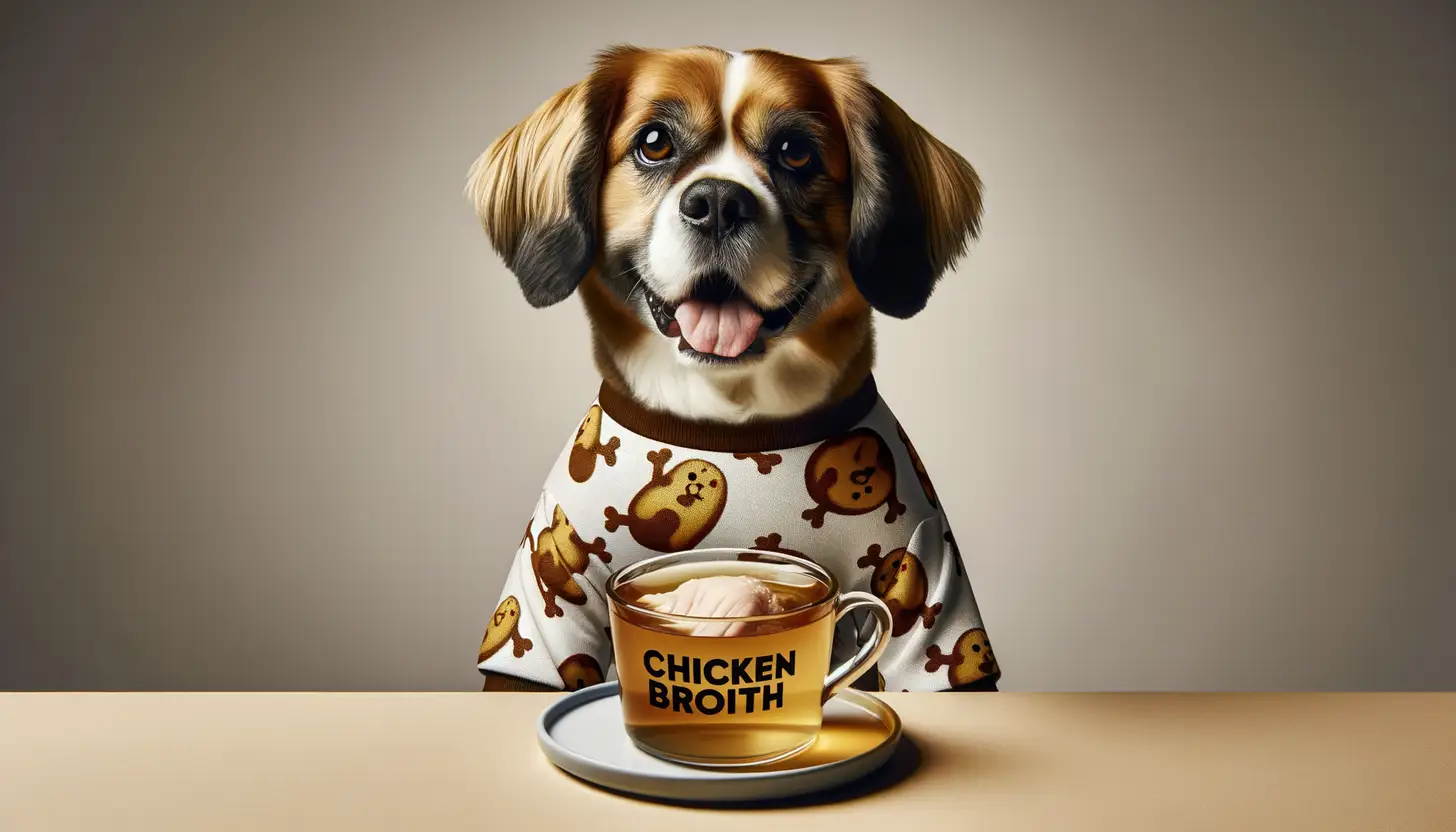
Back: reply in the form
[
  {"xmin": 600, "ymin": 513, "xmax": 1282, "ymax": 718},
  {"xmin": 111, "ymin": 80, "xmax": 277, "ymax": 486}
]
[{"xmin": 2, "ymin": 0, "xmax": 1452, "ymax": 692}]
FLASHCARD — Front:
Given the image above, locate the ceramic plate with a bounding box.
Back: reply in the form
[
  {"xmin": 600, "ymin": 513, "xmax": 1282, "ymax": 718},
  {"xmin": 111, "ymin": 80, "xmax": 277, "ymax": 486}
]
[{"xmin": 536, "ymin": 681, "xmax": 902, "ymax": 804}]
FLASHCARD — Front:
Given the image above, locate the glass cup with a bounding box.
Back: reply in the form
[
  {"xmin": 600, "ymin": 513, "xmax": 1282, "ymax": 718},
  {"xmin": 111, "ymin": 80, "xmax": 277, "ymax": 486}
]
[{"xmin": 606, "ymin": 547, "xmax": 892, "ymax": 768}]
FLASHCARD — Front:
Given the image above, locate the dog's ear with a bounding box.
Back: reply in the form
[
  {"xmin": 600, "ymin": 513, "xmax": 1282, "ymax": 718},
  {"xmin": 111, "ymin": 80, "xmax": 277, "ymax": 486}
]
[
  {"xmin": 466, "ymin": 47, "xmax": 639, "ymax": 308},
  {"xmin": 819, "ymin": 59, "xmax": 983, "ymax": 318}
]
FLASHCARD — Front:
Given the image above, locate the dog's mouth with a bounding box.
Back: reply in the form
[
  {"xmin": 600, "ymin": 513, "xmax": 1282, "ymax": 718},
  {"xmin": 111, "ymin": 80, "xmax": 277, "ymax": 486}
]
[{"xmin": 643, "ymin": 271, "xmax": 818, "ymax": 363}]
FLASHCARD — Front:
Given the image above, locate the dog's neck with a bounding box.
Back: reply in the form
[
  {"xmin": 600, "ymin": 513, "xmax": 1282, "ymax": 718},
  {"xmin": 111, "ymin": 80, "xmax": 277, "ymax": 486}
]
[
  {"xmin": 601, "ymin": 335, "xmax": 871, "ymax": 424},
  {"xmin": 582, "ymin": 274, "xmax": 874, "ymax": 424}
]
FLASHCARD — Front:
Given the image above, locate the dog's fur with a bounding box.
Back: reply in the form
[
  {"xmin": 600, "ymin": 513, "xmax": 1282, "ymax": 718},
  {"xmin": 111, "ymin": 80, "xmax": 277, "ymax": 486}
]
[
  {"xmin": 470, "ymin": 46, "xmax": 984, "ymax": 692},
  {"xmin": 468, "ymin": 45, "xmax": 982, "ymax": 423}
]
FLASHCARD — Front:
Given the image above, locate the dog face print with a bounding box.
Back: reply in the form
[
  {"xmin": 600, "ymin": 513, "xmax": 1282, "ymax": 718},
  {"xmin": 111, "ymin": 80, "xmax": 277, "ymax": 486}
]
[
  {"xmin": 802, "ymin": 428, "xmax": 906, "ymax": 528},
  {"xmin": 605, "ymin": 448, "xmax": 727, "ymax": 552},
  {"xmin": 479, "ymin": 596, "xmax": 533, "ymax": 662}
]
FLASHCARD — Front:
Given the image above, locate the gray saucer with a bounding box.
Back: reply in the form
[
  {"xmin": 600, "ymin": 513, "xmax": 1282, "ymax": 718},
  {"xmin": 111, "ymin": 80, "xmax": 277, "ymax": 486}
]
[{"xmin": 536, "ymin": 681, "xmax": 902, "ymax": 804}]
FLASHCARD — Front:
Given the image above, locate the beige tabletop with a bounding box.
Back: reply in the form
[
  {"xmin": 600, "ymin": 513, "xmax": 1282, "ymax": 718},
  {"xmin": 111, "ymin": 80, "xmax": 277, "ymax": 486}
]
[{"xmin": 2, "ymin": 692, "xmax": 1453, "ymax": 831}]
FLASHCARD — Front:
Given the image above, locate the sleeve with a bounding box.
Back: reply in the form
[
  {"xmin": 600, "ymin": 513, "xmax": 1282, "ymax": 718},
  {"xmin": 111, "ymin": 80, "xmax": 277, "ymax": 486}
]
[
  {"xmin": 476, "ymin": 488, "xmax": 614, "ymax": 691},
  {"xmin": 870, "ymin": 514, "xmax": 1002, "ymax": 692}
]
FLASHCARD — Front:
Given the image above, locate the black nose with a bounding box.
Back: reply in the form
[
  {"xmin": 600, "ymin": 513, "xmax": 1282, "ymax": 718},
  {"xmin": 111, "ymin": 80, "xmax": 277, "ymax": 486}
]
[{"xmin": 679, "ymin": 178, "xmax": 759, "ymax": 239}]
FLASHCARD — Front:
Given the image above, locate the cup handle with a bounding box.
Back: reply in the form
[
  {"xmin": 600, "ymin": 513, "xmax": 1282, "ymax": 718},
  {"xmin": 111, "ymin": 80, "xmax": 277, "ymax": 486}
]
[{"xmin": 822, "ymin": 591, "xmax": 893, "ymax": 703}]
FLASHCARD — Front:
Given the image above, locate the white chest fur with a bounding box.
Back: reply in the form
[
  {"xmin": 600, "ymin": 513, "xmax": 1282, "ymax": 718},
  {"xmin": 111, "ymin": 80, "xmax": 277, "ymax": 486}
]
[{"xmin": 613, "ymin": 334, "xmax": 838, "ymax": 423}]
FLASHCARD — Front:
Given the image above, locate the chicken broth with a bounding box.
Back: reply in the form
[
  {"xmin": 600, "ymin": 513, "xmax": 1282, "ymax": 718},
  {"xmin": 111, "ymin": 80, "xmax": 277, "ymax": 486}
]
[{"xmin": 610, "ymin": 560, "xmax": 836, "ymax": 766}]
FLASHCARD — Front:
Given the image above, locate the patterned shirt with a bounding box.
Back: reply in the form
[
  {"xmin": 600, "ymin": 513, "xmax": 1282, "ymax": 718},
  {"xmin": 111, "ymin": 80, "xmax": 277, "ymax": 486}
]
[{"xmin": 476, "ymin": 376, "xmax": 1001, "ymax": 692}]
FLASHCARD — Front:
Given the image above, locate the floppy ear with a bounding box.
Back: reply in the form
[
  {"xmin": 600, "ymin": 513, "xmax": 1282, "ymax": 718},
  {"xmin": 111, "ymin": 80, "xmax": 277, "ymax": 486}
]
[
  {"xmin": 820, "ymin": 60, "xmax": 984, "ymax": 318},
  {"xmin": 466, "ymin": 48, "xmax": 637, "ymax": 308}
]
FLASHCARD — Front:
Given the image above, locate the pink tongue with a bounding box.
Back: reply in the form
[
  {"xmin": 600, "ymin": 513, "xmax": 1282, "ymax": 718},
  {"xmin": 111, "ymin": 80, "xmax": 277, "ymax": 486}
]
[{"xmin": 674, "ymin": 299, "xmax": 763, "ymax": 358}]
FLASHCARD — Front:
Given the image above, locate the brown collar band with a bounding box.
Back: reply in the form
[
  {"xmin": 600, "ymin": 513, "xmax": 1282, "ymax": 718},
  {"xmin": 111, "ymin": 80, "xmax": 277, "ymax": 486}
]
[{"xmin": 596, "ymin": 375, "xmax": 880, "ymax": 453}]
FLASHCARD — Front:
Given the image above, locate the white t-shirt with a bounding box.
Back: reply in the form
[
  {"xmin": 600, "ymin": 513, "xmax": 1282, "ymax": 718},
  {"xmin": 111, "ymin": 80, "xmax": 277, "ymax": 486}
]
[{"xmin": 477, "ymin": 377, "xmax": 1001, "ymax": 692}]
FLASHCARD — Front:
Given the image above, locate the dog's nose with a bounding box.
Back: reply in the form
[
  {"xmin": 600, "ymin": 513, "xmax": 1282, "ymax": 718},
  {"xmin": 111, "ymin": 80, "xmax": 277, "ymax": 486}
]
[{"xmin": 679, "ymin": 178, "xmax": 759, "ymax": 239}]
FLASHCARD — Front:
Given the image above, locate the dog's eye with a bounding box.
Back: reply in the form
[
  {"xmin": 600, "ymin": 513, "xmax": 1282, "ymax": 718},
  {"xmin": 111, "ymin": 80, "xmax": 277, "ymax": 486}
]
[
  {"xmin": 776, "ymin": 135, "xmax": 816, "ymax": 171},
  {"xmin": 636, "ymin": 125, "xmax": 674, "ymax": 164}
]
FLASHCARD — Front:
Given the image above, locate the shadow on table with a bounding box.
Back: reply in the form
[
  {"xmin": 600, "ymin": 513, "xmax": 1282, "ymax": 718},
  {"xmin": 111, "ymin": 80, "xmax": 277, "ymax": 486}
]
[{"xmin": 567, "ymin": 732, "xmax": 926, "ymax": 810}]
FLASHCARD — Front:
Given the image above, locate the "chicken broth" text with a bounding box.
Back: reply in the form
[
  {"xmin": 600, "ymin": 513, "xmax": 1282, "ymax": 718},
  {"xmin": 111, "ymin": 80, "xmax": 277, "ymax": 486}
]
[{"xmin": 644, "ymin": 649, "xmax": 796, "ymax": 714}]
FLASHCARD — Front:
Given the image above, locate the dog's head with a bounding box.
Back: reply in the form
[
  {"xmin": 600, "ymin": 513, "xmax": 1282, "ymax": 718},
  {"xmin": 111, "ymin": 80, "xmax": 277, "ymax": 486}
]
[{"xmin": 468, "ymin": 46, "xmax": 981, "ymax": 376}]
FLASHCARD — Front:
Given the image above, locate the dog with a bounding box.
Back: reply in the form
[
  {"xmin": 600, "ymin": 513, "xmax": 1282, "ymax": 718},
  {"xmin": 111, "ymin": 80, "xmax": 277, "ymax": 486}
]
[{"xmin": 470, "ymin": 46, "xmax": 999, "ymax": 693}]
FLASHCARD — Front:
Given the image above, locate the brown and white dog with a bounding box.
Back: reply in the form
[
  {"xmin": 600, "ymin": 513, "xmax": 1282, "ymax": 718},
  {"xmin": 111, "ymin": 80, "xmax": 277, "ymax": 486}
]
[{"xmin": 467, "ymin": 45, "xmax": 982, "ymax": 422}]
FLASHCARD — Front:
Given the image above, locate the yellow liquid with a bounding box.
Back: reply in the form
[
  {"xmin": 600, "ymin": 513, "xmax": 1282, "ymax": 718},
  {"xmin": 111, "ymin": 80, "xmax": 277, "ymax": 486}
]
[
  {"xmin": 741, "ymin": 717, "xmax": 891, "ymax": 772},
  {"xmin": 612, "ymin": 567, "xmax": 834, "ymax": 766}
]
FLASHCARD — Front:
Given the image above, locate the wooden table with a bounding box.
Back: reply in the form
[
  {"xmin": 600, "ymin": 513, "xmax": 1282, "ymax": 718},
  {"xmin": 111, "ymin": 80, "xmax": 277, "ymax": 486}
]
[{"xmin": 3, "ymin": 692, "xmax": 1453, "ymax": 830}]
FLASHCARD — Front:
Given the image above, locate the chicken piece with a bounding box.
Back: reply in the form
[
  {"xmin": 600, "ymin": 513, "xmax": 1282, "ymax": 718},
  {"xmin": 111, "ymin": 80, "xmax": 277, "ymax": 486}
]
[{"xmin": 637, "ymin": 575, "xmax": 784, "ymax": 637}]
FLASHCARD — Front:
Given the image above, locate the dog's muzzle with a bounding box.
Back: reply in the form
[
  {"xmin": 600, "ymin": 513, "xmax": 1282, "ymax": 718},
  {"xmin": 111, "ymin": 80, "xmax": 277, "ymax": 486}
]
[{"xmin": 643, "ymin": 271, "xmax": 818, "ymax": 363}]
